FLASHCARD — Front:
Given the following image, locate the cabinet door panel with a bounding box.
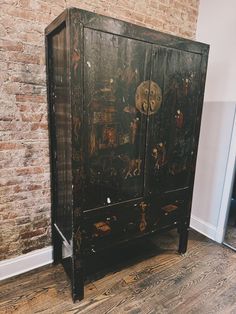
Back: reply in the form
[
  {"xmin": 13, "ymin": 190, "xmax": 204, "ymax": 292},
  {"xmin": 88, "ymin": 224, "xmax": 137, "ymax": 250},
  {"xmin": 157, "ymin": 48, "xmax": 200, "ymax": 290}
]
[
  {"xmin": 83, "ymin": 29, "xmax": 152, "ymax": 210},
  {"xmin": 147, "ymin": 47, "xmax": 202, "ymax": 194}
]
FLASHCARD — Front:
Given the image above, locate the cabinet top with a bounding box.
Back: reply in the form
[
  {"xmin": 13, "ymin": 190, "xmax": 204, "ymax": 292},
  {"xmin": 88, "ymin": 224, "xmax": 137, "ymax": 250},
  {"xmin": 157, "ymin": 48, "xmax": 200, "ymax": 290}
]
[{"xmin": 45, "ymin": 7, "xmax": 209, "ymax": 55}]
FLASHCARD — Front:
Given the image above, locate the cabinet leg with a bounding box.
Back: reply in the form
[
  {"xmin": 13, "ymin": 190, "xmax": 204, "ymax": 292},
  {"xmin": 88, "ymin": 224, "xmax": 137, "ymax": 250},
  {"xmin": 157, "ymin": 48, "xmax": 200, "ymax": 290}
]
[
  {"xmin": 178, "ymin": 225, "xmax": 189, "ymax": 254},
  {"xmin": 52, "ymin": 225, "xmax": 62, "ymax": 264},
  {"xmin": 72, "ymin": 262, "xmax": 84, "ymax": 302}
]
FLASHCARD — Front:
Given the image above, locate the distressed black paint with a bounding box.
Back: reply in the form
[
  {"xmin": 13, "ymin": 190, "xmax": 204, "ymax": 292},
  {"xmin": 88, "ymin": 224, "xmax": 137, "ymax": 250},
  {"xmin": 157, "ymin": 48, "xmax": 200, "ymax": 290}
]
[
  {"xmin": 45, "ymin": 8, "xmax": 209, "ymax": 302},
  {"xmin": 83, "ymin": 29, "xmax": 152, "ymax": 210}
]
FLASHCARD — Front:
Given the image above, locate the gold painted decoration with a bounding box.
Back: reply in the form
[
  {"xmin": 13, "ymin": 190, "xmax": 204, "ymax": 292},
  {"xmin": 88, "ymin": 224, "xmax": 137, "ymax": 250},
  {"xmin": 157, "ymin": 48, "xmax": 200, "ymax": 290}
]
[
  {"xmin": 104, "ymin": 127, "xmax": 116, "ymax": 144},
  {"xmin": 175, "ymin": 110, "xmax": 184, "ymax": 129},
  {"xmin": 135, "ymin": 80, "xmax": 162, "ymax": 115},
  {"xmin": 124, "ymin": 159, "xmax": 142, "ymax": 179},
  {"xmin": 152, "ymin": 142, "xmax": 166, "ymax": 169},
  {"xmin": 139, "ymin": 201, "xmax": 148, "ymax": 232},
  {"xmin": 74, "ymin": 227, "xmax": 82, "ymax": 251},
  {"xmin": 93, "ymin": 221, "xmax": 111, "ymax": 237},
  {"xmin": 162, "ymin": 204, "xmax": 178, "ymax": 213}
]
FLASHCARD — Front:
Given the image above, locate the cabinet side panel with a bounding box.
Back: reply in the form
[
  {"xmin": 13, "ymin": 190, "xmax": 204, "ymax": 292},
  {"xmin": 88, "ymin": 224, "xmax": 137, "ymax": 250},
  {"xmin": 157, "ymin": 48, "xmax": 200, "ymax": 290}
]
[
  {"xmin": 47, "ymin": 24, "xmax": 72, "ymax": 242},
  {"xmin": 68, "ymin": 8, "xmax": 86, "ymax": 300}
]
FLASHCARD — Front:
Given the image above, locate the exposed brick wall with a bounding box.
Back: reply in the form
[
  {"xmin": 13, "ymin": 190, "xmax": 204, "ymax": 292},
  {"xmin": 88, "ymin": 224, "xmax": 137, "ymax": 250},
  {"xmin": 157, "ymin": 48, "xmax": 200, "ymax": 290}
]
[{"xmin": 0, "ymin": 0, "xmax": 200, "ymax": 260}]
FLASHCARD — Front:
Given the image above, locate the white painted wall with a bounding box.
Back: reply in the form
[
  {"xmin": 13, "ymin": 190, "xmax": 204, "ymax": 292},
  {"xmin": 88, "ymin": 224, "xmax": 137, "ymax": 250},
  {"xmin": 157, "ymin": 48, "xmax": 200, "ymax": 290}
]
[
  {"xmin": 190, "ymin": 0, "xmax": 236, "ymax": 241},
  {"xmin": 198, "ymin": 0, "xmax": 236, "ymax": 102}
]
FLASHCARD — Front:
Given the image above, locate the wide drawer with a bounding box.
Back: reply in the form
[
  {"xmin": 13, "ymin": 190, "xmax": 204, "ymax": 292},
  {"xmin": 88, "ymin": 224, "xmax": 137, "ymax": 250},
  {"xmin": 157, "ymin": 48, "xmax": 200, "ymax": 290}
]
[
  {"xmin": 81, "ymin": 193, "xmax": 187, "ymax": 253},
  {"xmin": 82, "ymin": 199, "xmax": 147, "ymax": 242}
]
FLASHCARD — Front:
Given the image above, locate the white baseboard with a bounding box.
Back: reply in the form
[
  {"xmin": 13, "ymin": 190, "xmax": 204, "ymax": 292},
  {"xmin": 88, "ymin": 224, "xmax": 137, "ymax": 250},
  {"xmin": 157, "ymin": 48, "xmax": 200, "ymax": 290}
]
[
  {"xmin": 215, "ymin": 226, "xmax": 226, "ymax": 243},
  {"xmin": 190, "ymin": 215, "xmax": 217, "ymax": 241},
  {"xmin": 0, "ymin": 246, "xmax": 53, "ymax": 281}
]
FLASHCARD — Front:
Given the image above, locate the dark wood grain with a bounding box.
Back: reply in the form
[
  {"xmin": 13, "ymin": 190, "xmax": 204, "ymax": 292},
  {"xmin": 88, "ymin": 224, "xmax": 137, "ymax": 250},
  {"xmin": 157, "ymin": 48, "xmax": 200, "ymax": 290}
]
[{"xmin": 1, "ymin": 230, "xmax": 236, "ymax": 314}]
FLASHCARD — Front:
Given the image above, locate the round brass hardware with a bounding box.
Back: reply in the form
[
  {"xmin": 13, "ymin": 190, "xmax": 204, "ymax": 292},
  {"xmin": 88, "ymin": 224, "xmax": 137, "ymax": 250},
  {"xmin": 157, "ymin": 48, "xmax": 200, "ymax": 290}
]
[{"xmin": 135, "ymin": 80, "xmax": 162, "ymax": 115}]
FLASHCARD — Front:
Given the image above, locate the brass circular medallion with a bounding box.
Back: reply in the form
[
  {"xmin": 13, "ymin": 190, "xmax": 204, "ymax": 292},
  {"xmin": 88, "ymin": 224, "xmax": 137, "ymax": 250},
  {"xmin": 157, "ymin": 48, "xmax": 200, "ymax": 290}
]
[{"xmin": 135, "ymin": 80, "xmax": 162, "ymax": 115}]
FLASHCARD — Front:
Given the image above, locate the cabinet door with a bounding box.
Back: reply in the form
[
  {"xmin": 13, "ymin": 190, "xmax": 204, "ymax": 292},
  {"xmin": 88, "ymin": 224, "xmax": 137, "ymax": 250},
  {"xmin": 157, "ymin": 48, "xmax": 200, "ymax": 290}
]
[
  {"xmin": 83, "ymin": 29, "xmax": 152, "ymax": 210},
  {"xmin": 146, "ymin": 46, "xmax": 202, "ymax": 194}
]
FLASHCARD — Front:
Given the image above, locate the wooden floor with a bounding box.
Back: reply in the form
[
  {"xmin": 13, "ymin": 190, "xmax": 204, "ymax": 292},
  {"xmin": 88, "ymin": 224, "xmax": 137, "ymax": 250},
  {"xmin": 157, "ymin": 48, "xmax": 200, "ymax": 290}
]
[{"xmin": 1, "ymin": 230, "xmax": 236, "ymax": 314}]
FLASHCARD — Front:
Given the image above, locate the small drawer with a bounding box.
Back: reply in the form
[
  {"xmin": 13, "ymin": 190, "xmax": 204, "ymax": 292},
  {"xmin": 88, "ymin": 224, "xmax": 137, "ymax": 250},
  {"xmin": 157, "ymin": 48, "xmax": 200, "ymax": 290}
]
[
  {"xmin": 81, "ymin": 200, "xmax": 151, "ymax": 250},
  {"xmin": 149, "ymin": 193, "xmax": 185, "ymax": 228}
]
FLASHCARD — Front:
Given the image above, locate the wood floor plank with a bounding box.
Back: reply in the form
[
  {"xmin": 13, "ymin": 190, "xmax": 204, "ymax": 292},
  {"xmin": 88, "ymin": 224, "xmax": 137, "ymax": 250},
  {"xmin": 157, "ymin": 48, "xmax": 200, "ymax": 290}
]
[
  {"xmin": 83, "ymin": 243, "xmax": 223, "ymax": 313},
  {"xmin": 1, "ymin": 230, "xmax": 235, "ymax": 314}
]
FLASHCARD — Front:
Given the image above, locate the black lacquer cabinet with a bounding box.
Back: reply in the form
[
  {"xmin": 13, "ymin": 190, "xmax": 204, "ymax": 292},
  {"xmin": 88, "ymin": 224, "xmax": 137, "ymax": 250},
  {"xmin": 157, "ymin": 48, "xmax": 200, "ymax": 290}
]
[{"xmin": 45, "ymin": 8, "xmax": 209, "ymax": 301}]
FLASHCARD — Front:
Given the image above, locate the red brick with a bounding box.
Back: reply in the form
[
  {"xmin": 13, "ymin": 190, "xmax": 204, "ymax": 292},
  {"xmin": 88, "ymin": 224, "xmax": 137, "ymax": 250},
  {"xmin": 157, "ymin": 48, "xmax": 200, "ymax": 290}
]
[
  {"xmin": 31, "ymin": 123, "xmax": 48, "ymax": 131},
  {"xmin": 16, "ymin": 94, "xmax": 46, "ymax": 103},
  {"xmin": 16, "ymin": 167, "xmax": 45, "ymax": 176},
  {"xmin": 0, "ymin": 142, "xmax": 24, "ymax": 150},
  {"xmin": 2, "ymin": 212, "xmax": 18, "ymax": 220},
  {"xmin": 8, "ymin": 52, "xmax": 41, "ymax": 65},
  {"xmin": 159, "ymin": 3, "xmax": 169, "ymax": 12},
  {"xmin": 20, "ymin": 228, "xmax": 46, "ymax": 240},
  {"xmin": 21, "ymin": 113, "xmax": 44, "ymax": 122},
  {"xmin": 0, "ymin": 39, "xmax": 24, "ymax": 52}
]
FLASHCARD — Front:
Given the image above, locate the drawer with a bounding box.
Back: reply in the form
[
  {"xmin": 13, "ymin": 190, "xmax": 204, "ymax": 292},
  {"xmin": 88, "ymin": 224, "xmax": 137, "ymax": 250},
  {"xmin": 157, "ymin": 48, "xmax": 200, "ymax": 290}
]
[
  {"xmin": 81, "ymin": 200, "xmax": 151, "ymax": 250},
  {"xmin": 81, "ymin": 192, "xmax": 187, "ymax": 253},
  {"xmin": 150, "ymin": 191, "xmax": 186, "ymax": 228}
]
